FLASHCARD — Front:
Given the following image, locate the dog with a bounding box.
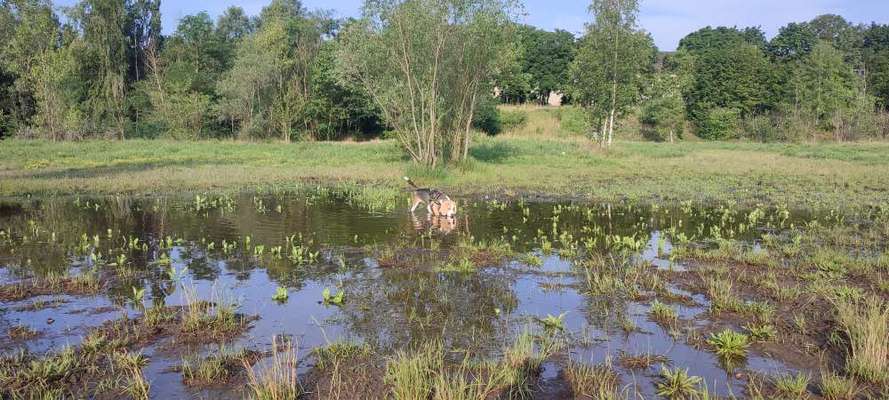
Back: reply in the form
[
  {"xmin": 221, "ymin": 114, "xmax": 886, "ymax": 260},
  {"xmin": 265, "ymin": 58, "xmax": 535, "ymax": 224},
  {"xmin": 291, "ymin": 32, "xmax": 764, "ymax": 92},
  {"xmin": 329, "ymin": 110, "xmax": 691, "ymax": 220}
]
[{"xmin": 403, "ymin": 177, "xmax": 457, "ymax": 217}]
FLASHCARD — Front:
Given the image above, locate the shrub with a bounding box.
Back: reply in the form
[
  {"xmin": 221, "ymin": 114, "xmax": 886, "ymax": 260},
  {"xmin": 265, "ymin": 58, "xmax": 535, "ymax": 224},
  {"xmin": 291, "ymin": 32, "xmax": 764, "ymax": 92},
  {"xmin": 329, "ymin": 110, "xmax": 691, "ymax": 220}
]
[
  {"xmin": 554, "ymin": 106, "xmax": 588, "ymax": 135},
  {"xmin": 472, "ymin": 96, "xmax": 502, "ymax": 135},
  {"xmin": 696, "ymin": 107, "xmax": 740, "ymax": 140},
  {"xmin": 500, "ymin": 109, "xmax": 529, "ymax": 132}
]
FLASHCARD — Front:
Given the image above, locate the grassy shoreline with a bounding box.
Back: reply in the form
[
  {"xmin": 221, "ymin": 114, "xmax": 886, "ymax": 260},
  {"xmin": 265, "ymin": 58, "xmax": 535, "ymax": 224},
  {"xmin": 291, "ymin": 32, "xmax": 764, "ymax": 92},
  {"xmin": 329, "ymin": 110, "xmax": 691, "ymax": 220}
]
[{"xmin": 2, "ymin": 136, "xmax": 889, "ymax": 208}]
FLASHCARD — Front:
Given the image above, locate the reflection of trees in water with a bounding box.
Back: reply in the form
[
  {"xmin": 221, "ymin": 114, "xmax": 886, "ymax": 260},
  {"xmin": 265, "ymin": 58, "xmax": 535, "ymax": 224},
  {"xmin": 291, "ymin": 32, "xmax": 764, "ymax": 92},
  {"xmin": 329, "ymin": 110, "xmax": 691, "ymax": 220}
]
[{"xmin": 334, "ymin": 268, "xmax": 519, "ymax": 356}]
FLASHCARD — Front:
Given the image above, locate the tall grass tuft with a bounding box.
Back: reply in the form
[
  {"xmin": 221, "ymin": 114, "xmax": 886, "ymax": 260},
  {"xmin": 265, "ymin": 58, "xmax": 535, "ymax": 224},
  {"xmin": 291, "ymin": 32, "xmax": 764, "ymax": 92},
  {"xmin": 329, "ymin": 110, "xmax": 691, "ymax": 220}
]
[
  {"xmin": 245, "ymin": 337, "xmax": 300, "ymax": 400},
  {"xmin": 819, "ymin": 370, "xmax": 860, "ymax": 400},
  {"xmin": 563, "ymin": 361, "xmax": 622, "ymax": 399},
  {"xmin": 385, "ymin": 342, "xmax": 442, "ymax": 400},
  {"xmin": 834, "ymin": 296, "xmax": 889, "ymax": 383}
]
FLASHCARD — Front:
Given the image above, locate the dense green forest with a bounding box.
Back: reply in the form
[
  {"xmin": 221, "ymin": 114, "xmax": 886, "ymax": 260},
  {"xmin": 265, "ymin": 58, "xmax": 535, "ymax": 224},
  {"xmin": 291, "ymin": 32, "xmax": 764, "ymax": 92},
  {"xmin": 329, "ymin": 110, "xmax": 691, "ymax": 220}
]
[{"xmin": 0, "ymin": 0, "xmax": 887, "ymax": 150}]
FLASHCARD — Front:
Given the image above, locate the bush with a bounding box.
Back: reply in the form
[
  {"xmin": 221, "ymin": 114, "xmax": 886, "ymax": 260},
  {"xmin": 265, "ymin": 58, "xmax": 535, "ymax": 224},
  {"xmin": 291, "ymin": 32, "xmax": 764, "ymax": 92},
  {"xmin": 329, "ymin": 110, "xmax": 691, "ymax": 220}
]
[
  {"xmin": 472, "ymin": 96, "xmax": 502, "ymax": 135},
  {"xmin": 500, "ymin": 109, "xmax": 528, "ymax": 132},
  {"xmin": 641, "ymin": 97, "xmax": 685, "ymax": 142},
  {"xmin": 554, "ymin": 106, "xmax": 588, "ymax": 135},
  {"xmin": 696, "ymin": 107, "xmax": 740, "ymax": 140}
]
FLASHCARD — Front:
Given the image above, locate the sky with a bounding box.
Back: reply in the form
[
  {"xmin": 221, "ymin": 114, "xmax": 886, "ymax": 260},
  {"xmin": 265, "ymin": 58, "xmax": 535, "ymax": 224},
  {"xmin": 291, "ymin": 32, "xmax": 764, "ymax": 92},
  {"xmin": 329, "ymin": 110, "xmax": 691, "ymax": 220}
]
[{"xmin": 55, "ymin": 0, "xmax": 889, "ymax": 50}]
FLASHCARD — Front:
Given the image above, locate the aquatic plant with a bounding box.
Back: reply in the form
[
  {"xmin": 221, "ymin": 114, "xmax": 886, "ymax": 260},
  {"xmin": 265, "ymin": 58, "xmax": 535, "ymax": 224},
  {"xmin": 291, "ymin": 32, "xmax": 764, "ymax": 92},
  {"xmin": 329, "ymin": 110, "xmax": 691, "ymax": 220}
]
[
  {"xmin": 563, "ymin": 362, "xmax": 621, "ymax": 399},
  {"xmin": 7, "ymin": 325, "xmax": 39, "ymax": 340},
  {"xmin": 180, "ymin": 283, "xmax": 243, "ymax": 337},
  {"xmin": 655, "ymin": 366, "xmax": 702, "ymax": 400},
  {"xmin": 438, "ymin": 257, "xmax": 476, "ymax": 273},
  {"xmin": 272, "ymin": 287, "xmax": 288, "ymax": 303},
  {"xmin": 520, "ymin": 253, "xmax": 543, "ymax": 267},
  {"xmin": 618, "ymin": 352, "xmax": 668, "ymax": 370},
  {"xmin": 705, "ymin": 276, "xmax": 740, "ymax": 314},
  {"xmin": 113, "ymin": 351, "xmax": 150, "ymax": 400},
  {"xmin": 743, "ymin": 323, "xmax": 777, "ymax": 342},
  {"xmin": 706, "ymin": 329, "xmax": 749, "ymax": 361},
  {"xmin": 538, "ymin": 313, "xmax": 566, "ymax": 332},
  {"xmin": 130, "ymin": 286, "xmax": 146, "ymax": 308},
  {"xmin": 182, "ymin": 347, "xmax": 255, "ymax": 386},
  {"xmin": 649, "ymin": 300, "xmax": 678, "ymax": 324},
  {"xmin": 322, "ymin": 288, "xmax": 345, "ymax": 306}
]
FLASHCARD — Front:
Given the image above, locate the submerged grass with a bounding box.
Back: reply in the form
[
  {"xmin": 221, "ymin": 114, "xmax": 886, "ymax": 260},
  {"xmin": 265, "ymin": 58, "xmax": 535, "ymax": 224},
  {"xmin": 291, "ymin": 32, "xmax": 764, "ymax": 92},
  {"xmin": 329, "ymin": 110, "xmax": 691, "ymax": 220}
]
[{"xmin": 563, "ymin": 361, "xmax": 622, "ymax": 399}]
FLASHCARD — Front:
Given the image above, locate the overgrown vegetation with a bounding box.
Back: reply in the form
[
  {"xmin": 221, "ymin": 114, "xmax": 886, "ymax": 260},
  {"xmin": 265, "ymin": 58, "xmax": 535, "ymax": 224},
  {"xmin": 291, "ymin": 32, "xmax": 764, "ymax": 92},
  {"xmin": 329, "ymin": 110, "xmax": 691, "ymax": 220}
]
[{"xmin": 2, "ymin": 0, "xmax": 888, "ymax": 153}]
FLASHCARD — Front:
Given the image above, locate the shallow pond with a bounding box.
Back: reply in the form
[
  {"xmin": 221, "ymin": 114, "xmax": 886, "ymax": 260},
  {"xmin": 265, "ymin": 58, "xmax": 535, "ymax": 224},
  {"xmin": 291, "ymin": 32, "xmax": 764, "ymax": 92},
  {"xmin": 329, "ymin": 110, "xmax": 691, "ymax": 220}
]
[{"xmin": 0, "ymin": 192, "xmax": 821, "ymax": 398}]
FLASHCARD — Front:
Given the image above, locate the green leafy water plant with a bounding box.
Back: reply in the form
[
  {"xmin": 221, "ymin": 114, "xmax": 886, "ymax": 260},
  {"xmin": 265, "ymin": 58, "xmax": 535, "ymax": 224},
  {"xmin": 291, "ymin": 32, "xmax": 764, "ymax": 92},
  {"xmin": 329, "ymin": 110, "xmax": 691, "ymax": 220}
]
[
  {"xmin": 272, "ymin": 287, "xmax": 288, "ymax": 303},
  {"xmin": 538, "ymin": 313, "xmax": 566, "ymax": 332},
  {"xmin": 322, "ymin": 288, "xmax": 345, "ymax": 306}
]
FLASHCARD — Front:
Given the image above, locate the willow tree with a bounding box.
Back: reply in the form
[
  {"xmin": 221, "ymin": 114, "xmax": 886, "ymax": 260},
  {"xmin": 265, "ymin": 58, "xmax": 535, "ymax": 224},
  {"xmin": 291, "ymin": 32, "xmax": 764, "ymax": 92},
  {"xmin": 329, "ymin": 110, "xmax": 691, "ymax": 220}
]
[
  {"xmin": 335, "ymin": 0, "xmax": 517, "ymax": 166},
  {"xmin": 569, "ymin": 0, "xmax": 654, "ymax": 148}
]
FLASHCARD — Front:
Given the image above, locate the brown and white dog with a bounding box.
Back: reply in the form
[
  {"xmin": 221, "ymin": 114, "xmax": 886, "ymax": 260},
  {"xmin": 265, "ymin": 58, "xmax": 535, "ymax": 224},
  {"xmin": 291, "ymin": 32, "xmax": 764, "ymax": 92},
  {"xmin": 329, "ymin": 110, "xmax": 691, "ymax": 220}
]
[{"xmin": 404, "ymin": 177, "xmax": 457, "ymax": 217}]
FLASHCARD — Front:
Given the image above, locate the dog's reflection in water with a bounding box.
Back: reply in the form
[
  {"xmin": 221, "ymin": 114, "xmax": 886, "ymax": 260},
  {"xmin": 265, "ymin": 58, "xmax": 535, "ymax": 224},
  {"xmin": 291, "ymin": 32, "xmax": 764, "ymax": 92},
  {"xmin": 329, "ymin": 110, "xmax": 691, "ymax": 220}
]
[{"xmin": 410, "ymin": 213, "xmax": 459, "ymax": 235}]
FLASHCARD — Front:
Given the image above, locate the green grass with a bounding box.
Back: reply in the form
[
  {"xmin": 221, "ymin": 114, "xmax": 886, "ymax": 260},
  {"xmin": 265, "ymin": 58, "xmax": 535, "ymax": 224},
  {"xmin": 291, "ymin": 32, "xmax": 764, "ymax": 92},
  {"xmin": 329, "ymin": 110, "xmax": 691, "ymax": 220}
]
[
  {"xmin": 649, "ymin": 300, "xmax": 679, "ymax": 324},
  {"xmin": 181, "ymin": 347, "xmax": 255, "ymax": 386},
  {"xmin": 706, "ymin": 329, "xmax": 750, "ymax": 361},
  {"xmin": 819, "ymin": 370, "xmax": 860, "ymax": 400},
  {"xmin": 834, "ymin": 296, "xmax": 889, "ymax": 384},
  {"xmin": 563, "ymin": 362, "xmax": 622, "ymax": 399},
  {"xmin": 773, "ymin": 372, "xmax": 811, "ymax": 399},
  {"xmin": 655, "ymin": 366, "xmax": 703, "ymax": 400},
  {"xmin": 245, "ymin": 337, "xmax": 300, "ymax": 400},
  {"xmin": 3, "ymin": 117, "xmax": 889, "ymax": 209}
]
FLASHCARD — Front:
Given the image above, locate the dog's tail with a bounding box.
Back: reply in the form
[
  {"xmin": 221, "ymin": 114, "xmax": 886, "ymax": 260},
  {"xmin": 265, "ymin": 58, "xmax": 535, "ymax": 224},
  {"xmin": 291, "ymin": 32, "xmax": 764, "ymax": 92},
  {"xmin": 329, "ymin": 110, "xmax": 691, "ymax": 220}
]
[{"xmin": 403, "ymin": 176, "xmax": 418, "ymax": 189}]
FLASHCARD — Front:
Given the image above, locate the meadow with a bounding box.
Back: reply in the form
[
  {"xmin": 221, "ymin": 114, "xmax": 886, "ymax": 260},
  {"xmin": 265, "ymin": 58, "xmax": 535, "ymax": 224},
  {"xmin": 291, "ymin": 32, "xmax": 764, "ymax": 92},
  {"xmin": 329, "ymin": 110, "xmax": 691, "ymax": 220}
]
[{"xmin": 3, "ymin": 106, "xmax": 889, "ymax": 211}]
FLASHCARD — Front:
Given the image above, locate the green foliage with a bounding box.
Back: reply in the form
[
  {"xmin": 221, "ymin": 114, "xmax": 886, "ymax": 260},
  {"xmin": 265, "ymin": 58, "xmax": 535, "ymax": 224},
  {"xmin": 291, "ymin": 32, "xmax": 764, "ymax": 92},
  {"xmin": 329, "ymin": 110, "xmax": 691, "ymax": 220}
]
[
  {"xmin": 696, "ymin": 107, "xmax": 740, "ymax": 140},
  {"xmin": 500, "ymin": 25, "xmax": 575, "ymax": 104},
  {"xmin": 706, "ymin": 329, "xmax": 750, "ymax": 360},
  {"xmin": 769, "ymin": 22, "xmax": 818, "ymax": 61},
  {"xmin": 0, "ymin": 2, "xmax": 886, "ymax": 144},
  {"xmin": 321, "ymin": 287, "xmax": 344, "ymax": 306},
  {"xmin": 786, "ymin": 41, "xmax": 861, "ymax": 131},
  {"xmin": 864, "ymin": 23, "xmax": 889, "ymax": 109},
  {"xmin": 217, "ymin": 5, "xmax": 327, "ymax": 141},
  {"xmin": 641, "ymin": 72, "xmax": 686, "ymax": 142},
  {"xmin": 472, "ymin": 96, "xmax": 502, "ymax": 135},
  {"xmin": 656, "ymin": 366, "xmax": 702, "ymax": 399},
  {"xmin": 500, "ymin": 109, "xmax": 529, "ymax": 132},
  {"xmin": 336, "ymin": 0, "xmax": 518, "ymax": 165},
  {"xmin": 678, "ymin": 26, "xmax": 767, "ymax": 53},
  {"xmin": 678, "ymin": 29, "xmax": 772, "ymax": 136},
  {"xmin": 569, "ymin": 0, "xmax": 655, "ymax": 146},
  {"xmin": 272, "ymin": 286, "xmax": 288, "ymax": 303}
]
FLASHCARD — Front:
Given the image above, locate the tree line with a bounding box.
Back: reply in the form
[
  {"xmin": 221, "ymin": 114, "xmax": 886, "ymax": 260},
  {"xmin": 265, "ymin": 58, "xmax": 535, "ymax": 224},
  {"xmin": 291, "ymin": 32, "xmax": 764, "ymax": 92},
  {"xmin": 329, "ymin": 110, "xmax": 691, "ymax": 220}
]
[{"xmin": 1, "ymin": 0, "xmax": 888, "ymax": 158}]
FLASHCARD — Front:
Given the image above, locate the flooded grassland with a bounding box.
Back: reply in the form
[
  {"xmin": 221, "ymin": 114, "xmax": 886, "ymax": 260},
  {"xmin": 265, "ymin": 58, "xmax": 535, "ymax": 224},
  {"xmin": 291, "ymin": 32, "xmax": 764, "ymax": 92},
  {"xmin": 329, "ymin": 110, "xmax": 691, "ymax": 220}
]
[{"xmin": 0, "ymin": 190, "xmax": 886, "ymax": 399}]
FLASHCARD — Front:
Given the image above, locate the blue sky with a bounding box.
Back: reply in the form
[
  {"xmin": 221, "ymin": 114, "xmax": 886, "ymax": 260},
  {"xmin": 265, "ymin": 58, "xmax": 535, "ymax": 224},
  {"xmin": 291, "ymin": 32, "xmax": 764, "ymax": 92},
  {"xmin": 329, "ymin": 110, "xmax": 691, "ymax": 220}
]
[{"xmin": 55, "ymin": 0, "xmax": 889, "ymax": 50}]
